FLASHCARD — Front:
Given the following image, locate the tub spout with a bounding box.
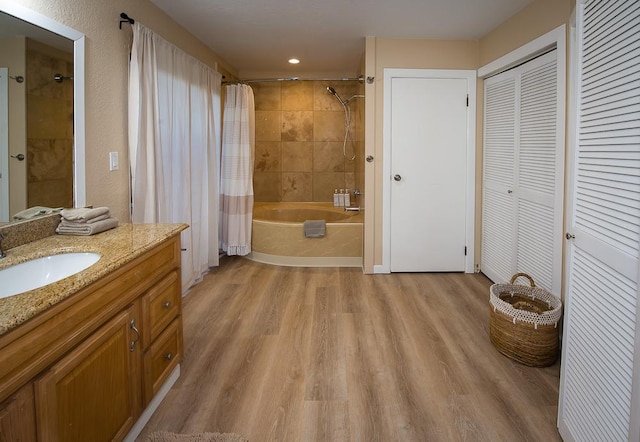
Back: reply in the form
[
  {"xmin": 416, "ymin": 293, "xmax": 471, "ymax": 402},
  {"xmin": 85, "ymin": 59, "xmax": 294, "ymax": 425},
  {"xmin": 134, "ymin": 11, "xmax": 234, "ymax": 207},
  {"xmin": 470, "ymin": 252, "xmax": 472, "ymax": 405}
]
[{"xmin": 344, "ymin": 206, "xmax": 360, "ymax": 212}]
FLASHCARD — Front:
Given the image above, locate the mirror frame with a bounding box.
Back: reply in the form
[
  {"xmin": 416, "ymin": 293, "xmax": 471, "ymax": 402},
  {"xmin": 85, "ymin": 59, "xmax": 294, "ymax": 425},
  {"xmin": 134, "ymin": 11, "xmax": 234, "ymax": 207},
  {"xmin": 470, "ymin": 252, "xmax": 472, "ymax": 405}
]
[{"xmin": 0, "ymin": 0, "xmax": 86, "ymax": 208}]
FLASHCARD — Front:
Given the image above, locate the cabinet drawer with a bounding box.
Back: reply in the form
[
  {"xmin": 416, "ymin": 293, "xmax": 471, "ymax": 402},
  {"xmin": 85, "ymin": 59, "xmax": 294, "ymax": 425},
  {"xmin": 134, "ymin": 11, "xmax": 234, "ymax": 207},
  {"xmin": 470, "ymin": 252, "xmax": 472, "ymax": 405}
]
[
  {"xmin": 143, "ymin": 317, "xmax": 182, "ymax": 406},
  {"xmin": 141, "ymin": 271, "xmax": 181, "ymax": 348}
]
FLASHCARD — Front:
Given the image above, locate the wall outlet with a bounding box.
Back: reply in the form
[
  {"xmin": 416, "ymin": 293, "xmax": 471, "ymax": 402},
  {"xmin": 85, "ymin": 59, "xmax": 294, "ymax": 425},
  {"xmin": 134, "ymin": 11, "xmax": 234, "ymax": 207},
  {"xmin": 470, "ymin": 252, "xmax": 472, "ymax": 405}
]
[{"xmin": 109, "ymin": 152, "xmax": 119, "ymax": 171}]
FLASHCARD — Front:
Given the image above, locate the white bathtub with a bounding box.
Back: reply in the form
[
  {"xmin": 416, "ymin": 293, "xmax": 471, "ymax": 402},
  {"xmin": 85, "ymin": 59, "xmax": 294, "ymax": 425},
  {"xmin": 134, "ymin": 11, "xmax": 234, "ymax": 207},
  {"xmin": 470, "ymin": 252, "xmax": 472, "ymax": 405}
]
[{"xmin": 248, "ymin": 202, "xmax": 363, "ymax": 267}]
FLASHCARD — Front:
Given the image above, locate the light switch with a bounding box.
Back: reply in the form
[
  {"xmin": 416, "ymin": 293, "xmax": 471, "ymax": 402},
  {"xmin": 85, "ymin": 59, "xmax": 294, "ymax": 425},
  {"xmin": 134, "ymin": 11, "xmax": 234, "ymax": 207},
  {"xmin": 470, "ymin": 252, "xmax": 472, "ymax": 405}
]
[{"xmin": 109, "ymin": 152, "xmax": 119, "ymax": 171}]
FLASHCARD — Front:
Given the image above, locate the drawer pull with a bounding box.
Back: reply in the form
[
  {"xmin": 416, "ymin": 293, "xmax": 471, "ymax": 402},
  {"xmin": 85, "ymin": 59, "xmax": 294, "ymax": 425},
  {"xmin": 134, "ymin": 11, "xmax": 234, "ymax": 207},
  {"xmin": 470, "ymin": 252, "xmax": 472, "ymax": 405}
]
[
  {"xmin": 163, "ymin": 301, "xmax": 172, "ymax": 309},
  {"xmin": 165, "ymin": 352, "xmax": 173, "ymax": 361}
]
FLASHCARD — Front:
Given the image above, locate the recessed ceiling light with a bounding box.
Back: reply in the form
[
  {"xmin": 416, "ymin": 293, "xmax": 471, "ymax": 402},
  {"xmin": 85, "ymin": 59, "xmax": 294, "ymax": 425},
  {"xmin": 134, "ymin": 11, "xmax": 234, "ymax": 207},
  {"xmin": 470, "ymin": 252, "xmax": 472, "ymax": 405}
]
[{"xmin": 288, "ymin": 58, "xmax": 300, "ymax": 64}]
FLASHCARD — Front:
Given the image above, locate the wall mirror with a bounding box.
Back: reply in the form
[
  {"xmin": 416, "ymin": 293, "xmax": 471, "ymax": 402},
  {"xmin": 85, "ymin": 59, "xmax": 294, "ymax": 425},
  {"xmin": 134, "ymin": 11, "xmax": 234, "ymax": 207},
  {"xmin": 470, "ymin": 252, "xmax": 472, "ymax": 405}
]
[{"xmin": 0, "ymin": 1, "xmax": 85, "ymax": 224}]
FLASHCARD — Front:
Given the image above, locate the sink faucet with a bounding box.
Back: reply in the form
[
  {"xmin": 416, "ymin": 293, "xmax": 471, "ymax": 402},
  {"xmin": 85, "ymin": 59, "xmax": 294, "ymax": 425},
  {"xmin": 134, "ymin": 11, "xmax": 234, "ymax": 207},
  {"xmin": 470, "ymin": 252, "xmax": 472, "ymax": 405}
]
[{"xmin": 0, "ymin": 232, "xmax": 5, "ymax": 259}]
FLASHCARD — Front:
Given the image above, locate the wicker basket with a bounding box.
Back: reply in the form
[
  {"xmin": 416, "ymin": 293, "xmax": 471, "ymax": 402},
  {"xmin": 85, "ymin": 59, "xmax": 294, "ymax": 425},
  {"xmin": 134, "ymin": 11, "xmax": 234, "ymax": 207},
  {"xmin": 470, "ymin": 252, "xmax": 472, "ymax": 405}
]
[{"xmin": 489, "ymin": 273, "xmax": 563, "ymax": 367}]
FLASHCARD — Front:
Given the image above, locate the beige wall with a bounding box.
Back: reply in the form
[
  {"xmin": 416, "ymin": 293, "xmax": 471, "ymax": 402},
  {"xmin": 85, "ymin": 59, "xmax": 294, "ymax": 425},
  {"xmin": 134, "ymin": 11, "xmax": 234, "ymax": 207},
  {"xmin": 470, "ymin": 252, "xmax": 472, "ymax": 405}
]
[
  {"xmin": 479, "ymin": 0, "xmax": 573, "ymax": 66},
  {"xmin": 10, "ymin": 0, "xmax": 236, "ymax": 221},
  {"xmin": 252, "ymin": 80, "xmax": 364, "ymax": 203},
  {"xmin": 0, "ymin": 36, "xmax": 27, "ymax": 218}
]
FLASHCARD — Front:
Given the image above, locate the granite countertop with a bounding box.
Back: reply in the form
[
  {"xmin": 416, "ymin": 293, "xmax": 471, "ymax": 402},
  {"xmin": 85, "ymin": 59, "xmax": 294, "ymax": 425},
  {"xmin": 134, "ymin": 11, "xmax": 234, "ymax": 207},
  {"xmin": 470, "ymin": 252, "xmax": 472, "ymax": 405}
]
[{"xmin": 0, "ymin": 223, "xmax": 187, "ymax": 336}]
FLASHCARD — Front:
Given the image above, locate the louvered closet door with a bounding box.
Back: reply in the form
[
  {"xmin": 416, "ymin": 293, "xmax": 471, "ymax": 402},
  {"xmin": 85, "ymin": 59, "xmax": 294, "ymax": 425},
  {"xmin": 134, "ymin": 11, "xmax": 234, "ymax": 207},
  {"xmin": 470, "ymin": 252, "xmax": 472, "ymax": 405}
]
[
  {"xmin": 558, "ymin": 0, "xmax": 640, "ymax": 440},
  {"xmin": 482, "ymin": 70, "xmax": 517, "ymax": 285},
  {"xmin": 482, "ymin": 50, "xmax": 562, "ymax": 294}
]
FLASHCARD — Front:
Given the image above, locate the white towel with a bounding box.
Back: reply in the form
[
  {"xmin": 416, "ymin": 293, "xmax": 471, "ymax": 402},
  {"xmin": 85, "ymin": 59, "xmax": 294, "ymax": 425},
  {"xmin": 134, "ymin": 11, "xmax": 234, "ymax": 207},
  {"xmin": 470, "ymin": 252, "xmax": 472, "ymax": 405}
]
[
  {"xmin": 60, "ymin": 207, "xmax": 110, "ymax": 222},
  {"xmin": 59, "ymin": 213, "xmax": 111, "ymax": 226},
  {"xmin": 56, "ymin": 217, "xmax": 119, "ymax": 236},
  {"xmin": 304, "ymin": 220, "xmax": 326, "ymax": 238}
]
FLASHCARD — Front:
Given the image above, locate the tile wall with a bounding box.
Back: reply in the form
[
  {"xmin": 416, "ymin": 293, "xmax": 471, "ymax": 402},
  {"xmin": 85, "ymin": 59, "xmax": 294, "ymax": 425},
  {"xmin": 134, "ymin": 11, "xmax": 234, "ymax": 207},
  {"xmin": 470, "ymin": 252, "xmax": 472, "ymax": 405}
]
[
  {"xmin": 26, "ymin": 39, "xmax": 74, "ymax": 209},
  {"xmin": 252, "ymin": 80, "xmax": 364, "ymax": 203}
]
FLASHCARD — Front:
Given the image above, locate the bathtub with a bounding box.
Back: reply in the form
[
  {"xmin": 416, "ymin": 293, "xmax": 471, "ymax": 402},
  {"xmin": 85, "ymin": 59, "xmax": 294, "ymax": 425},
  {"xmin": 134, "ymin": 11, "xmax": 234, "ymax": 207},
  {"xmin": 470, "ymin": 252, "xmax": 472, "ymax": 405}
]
[{"xmin": 248, "ymin": 202, "xmax": 363, "ymax": 267}]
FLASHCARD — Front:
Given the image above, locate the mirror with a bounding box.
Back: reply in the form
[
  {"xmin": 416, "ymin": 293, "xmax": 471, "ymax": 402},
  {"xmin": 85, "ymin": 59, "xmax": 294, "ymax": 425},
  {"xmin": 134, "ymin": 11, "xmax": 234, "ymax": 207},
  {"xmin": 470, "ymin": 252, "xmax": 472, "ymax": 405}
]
[{"xmin": 0, "ymin": 2, "xmax": 85, "ymax": 224}]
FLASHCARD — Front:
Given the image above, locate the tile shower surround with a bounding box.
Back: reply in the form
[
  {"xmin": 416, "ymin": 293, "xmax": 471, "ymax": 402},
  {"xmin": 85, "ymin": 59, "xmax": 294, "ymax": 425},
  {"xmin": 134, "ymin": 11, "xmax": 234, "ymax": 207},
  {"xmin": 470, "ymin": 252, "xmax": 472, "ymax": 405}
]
[{"xmin": 252, "ymin": 80, "xmax": 365, "ymax": 203}]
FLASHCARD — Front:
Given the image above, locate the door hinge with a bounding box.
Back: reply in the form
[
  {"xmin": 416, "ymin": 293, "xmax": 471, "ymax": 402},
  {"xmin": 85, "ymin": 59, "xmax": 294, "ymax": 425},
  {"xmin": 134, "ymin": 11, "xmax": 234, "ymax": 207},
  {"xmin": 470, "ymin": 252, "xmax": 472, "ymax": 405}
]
[
  {"xmin": 464, "ymin": 246, "xmax": 467, "ymax": 256},
  {"xmin": 466, "ymin": 95, "xmax": 469, "ymax": 107}
]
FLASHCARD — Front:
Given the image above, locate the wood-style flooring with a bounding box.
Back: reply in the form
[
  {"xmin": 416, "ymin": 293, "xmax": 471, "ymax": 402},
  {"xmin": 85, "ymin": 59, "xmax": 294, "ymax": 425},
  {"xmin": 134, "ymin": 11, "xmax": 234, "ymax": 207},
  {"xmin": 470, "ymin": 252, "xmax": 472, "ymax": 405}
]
[{"xmin": 137, "ymin": 257, "xmax": 562, "ymax": 441}]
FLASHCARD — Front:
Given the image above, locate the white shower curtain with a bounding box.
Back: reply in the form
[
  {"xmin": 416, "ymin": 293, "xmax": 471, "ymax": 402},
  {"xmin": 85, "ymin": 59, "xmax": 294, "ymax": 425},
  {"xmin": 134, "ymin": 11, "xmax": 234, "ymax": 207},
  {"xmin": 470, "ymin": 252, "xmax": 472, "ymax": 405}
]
[
  {"xmin": 219, "ymin": 84, "xmax": 255, "ymax": 256},
  {"xmin": 128, "ymin": 23, "xmax": 222, "ymax": 292}
]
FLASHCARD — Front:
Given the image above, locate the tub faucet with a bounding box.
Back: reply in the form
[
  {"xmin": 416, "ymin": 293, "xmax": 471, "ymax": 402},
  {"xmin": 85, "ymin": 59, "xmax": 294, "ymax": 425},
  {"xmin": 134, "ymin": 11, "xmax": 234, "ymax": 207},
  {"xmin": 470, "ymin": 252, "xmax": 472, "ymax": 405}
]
[
  {"xmin": 0, "ymin": 232, "xmax": 5, "ymax": 259},
  {"xmin": 345, "ymin": 206, "xmax": 360, "ymax": 212}
]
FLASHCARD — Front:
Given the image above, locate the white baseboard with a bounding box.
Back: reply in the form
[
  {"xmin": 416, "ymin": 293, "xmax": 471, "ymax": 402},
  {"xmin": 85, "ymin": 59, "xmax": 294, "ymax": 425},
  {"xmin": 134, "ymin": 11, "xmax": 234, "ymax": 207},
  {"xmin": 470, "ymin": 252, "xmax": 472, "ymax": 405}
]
[{"xmin": 124, "ymin": 364, "xmax": 181, "ymax": 442}]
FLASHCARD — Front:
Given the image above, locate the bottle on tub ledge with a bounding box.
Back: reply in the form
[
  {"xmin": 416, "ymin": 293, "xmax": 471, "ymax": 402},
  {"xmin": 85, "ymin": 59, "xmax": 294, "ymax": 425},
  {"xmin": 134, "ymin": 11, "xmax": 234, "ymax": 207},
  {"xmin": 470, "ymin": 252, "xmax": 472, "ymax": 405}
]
[
  {"xmin": 344, "ymin": 189, "xmax": 351, "ymax": 207},
  {"xmin": 333, "ymin": 189, "xmax": 340, "ymax": 207}
]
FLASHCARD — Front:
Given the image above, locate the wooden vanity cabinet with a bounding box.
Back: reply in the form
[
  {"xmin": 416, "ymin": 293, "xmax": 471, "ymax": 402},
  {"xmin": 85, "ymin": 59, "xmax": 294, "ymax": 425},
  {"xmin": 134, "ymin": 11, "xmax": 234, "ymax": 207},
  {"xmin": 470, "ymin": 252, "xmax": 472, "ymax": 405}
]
[
  {"xmin": 0, "ymin": 233, "xmax": 184, "ymax": 442},
  {"xmin": 35, "ymin": 304, "xmax": 142, "ymax": 442},
  {"xmin": 0, "ymin": 383, "xmax": 36, "ymax": 442},
  {"xmin": 141, "ymin": 271, "xmax": 182, "ymax": 405}
]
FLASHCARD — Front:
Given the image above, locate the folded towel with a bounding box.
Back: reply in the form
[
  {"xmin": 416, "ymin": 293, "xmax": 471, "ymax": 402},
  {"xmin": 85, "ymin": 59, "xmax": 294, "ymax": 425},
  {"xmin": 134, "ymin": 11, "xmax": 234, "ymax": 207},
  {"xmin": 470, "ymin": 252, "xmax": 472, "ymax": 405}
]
[
  {"xmin": 60, "ymin": 207, "xmax": 110, "ymax": 222},
  {"xmin": 56, "ymin": 217, "xmax": 119, "ymax": 236},
  {"xmin": 303, "ymin": 220, "xmax": 326, "ymax": 238},
  {"xmin": 59, "ymin": 213, "xmax": 111, "ymax": 226},
  {"xmin": 12, "ymin": 206, "xmax": 62, "ymax": 220}
]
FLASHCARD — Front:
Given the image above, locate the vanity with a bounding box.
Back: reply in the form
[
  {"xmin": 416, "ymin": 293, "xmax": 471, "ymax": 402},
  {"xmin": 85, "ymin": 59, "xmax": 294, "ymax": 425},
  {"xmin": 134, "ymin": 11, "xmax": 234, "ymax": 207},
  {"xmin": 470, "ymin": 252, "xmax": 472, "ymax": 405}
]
[{"xmin": 0, "ymin": 220, "xmax": 187, "ymax": 441}]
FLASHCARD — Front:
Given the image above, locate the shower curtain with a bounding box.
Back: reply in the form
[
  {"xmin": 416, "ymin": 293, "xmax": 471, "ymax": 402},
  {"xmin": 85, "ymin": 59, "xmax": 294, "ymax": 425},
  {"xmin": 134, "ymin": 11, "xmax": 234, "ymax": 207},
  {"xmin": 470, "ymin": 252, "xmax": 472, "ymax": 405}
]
[
  {"xmin": 128, "ymin": 23, "xmax": 222, "ymax": 292},
  {"xmin": 219, "ymin": 84, "xmax": 255, "ymax": 256}
]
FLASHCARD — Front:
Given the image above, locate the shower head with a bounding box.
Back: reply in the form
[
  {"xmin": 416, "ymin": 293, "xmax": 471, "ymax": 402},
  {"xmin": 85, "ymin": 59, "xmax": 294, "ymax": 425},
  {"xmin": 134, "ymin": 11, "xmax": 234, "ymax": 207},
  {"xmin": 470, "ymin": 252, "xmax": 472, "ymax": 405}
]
[{"xmin": 326, "ymin": 86, "xmax": 346, "ymax": 105}]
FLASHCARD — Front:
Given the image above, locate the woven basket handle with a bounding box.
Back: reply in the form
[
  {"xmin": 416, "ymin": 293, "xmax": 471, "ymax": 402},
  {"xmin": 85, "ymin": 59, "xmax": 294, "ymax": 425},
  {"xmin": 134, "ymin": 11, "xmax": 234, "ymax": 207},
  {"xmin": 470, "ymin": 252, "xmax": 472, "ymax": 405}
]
[{"xmin": 510, "ymin": 272, "xmax": 536, "ymax": 287}]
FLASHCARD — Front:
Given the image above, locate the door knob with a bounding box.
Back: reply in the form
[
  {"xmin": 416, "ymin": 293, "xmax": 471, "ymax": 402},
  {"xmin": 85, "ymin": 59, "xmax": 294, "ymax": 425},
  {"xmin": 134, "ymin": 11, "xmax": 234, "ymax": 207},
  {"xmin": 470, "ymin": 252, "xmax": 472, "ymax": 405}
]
[
  {"xmin": 394, "ymin": 174, "xmax": 402, "ymax": 182},
  {"xmin": 565, "ymin": 232, "xmax": 575, "ymax": 240},
  {"xmin": 11, "ymin": 153, "xmax": 25, "ymax": 161}
]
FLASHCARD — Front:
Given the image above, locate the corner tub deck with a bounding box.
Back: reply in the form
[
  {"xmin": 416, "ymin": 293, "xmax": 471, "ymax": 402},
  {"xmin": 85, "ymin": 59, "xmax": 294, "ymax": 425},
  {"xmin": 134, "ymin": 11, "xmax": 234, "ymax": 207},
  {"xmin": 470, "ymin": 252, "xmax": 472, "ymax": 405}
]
[{"xmin": 248, "ymin": 202, "xmax": 363, "ymax": 267}]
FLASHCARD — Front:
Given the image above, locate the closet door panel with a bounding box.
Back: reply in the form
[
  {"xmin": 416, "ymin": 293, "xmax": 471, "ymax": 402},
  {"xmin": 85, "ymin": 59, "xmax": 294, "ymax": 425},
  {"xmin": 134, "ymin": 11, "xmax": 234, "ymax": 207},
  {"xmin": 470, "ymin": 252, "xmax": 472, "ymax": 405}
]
[
  {"xmin": 482, "ymin": 72, "xmax": 517, "ymax": 283},
  {"xmin": 559, "ymin": 0, "xmax": 640, "ymax": 440},
  {"xmin": 517, "ymin": 51, "xmax": 561, "ymax": 293}
]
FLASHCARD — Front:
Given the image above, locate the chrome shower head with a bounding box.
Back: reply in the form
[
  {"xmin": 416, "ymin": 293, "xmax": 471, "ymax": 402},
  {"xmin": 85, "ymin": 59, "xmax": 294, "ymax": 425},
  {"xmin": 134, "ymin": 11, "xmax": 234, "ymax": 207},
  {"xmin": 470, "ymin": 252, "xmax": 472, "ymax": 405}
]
[{"xmin": 326, "ymin": 86, "xmax": 346, "ymax": 105}]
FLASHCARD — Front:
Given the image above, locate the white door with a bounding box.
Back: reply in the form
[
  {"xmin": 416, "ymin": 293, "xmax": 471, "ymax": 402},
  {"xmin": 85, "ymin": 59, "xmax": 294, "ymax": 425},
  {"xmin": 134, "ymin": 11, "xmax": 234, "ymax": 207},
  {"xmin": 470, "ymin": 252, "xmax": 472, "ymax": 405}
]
[
  {"xmin": 0, "ymin": 68, "xmax": 8, "ymax": 223},
  {"xmin": 558, "ymin": 0, "xmax": 640, "ymax": 440},
  {"xmin": 389, "ymin": 76, "xmax": 468, "ymax": 272}
]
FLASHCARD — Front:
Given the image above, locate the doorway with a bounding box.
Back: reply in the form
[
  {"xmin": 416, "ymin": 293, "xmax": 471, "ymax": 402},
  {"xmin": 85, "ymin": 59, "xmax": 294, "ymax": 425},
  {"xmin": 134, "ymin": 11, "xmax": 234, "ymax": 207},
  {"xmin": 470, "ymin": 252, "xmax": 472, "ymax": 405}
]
[{"xmin": 382, "ymin": 69, "xmax": 476, "ymax": 273}]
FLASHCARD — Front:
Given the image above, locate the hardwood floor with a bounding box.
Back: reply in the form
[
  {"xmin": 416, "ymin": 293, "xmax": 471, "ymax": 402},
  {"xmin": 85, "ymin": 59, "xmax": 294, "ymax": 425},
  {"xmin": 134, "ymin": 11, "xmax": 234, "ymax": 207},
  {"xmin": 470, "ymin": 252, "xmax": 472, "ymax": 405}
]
[{"xmin": 137, "ymin": 257, "xmax": 562, "ymax": 441}]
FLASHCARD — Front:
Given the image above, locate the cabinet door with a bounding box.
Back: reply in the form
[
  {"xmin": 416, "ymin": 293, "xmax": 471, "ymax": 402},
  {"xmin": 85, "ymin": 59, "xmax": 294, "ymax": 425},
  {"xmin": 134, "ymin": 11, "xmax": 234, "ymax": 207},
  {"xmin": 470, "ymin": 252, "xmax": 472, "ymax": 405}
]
[
  {"xmin": 35, "ymin": 305, "xmax": 142, "ymax": 442},
  {"xmin": 0, "ymin": 383, "xmax": 36, "ymax": 442}
]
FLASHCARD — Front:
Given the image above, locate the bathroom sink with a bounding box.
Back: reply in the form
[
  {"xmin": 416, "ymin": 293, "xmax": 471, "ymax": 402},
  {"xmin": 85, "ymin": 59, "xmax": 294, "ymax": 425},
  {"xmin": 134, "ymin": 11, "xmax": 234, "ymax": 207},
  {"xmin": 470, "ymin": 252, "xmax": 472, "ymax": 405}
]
[{"xmin": 0, "ymin": 252, "xmax": 101, "ymax": 299}]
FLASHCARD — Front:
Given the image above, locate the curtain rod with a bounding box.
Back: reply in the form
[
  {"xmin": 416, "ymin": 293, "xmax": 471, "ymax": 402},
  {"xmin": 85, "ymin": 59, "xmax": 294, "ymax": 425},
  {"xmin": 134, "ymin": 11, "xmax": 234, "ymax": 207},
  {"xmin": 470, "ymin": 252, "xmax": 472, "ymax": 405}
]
[
  {"xmin": 119, "ymin": 12, "xmax": 135, "ymax": 29},
  {"xmin": 222, "ymin": 76, "xmax": 364, "ymax": 85}
]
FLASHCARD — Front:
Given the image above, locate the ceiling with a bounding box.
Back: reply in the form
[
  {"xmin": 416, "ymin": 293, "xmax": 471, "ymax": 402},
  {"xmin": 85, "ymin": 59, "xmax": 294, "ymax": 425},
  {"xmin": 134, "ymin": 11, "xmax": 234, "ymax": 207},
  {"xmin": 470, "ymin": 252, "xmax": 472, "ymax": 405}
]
[{"xmin": 150, "ymin": 0, "xmax": 533, "ymax": 79}]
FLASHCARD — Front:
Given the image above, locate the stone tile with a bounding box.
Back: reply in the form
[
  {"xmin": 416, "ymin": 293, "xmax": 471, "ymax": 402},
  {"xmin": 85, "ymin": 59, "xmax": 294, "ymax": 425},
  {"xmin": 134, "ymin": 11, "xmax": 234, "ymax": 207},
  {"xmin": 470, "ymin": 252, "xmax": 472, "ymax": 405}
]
[
  {"xmin": 282, "ymin": 142, "xmax": 313, "ymax": 172},
  {"xmin": 255, "ymin": 111, "xmax": 282, "ymax": 142},
  {"xmin": 253, "ymin": 172, "xmax": 281, "ymax": 202},
  {"xmin": 314, "ymin": 111, "xmax": 344, "ymax": 142},
  {"xmin": 313, "ymin": 172, "xmax": 345, "ymax": 202},
  {"xmin": 252, "ymin": 82, "xmax": 281, "ymax": 111},
  {"xmin": 313, "ymin": 142, "xmax": 345, "ymax": 172},
  {"xmin": 282, "ymin": 81, "xmax": 313, "ymax": 111},
  {"xmin": 27, "ymin": 138, "xmax": 73, "ymax": 182},
  {"xmin": 254, "ymin": 141, "xmax": 281, "ymax": 172},
  {"xmin": 282, "ymin": 111, "xmax": 313, "ymax": 142},
  {"xmin": 27, "ymin": 95, "xmax": 71, "ymax": 139},
  {"xmin": 282, "ymin": 172, "xmax": 312, "ymax": 201}
]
